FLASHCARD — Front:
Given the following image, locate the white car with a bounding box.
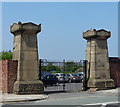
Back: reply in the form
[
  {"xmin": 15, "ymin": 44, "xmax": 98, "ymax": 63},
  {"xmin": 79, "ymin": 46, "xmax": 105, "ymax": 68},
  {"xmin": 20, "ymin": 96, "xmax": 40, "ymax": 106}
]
[
  {"xmin": 77, "ymin": 72, "xmax": 85, "ymax": 80},
  {"xmin": 53, "ymin": 73, "xmax": 69, "ymax": 83}
]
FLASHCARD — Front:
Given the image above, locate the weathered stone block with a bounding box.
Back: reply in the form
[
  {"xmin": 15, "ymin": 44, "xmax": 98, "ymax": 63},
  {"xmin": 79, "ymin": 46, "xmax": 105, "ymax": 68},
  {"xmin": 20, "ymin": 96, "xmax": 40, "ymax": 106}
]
[
  {"xmin": 14, "ymin": 81, "xmax": 44, "ymax": 94},
  {"xmin": 83, "ymin": 29, "xmax": 111, "ymax": 40}
]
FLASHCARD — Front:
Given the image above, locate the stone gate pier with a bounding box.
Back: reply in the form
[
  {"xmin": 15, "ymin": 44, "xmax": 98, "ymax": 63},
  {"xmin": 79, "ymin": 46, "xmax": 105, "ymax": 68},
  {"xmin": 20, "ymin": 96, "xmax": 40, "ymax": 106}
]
[
  {"xmin": 83, "ymin": 29, "xmax": 115, "ymax": 90},
  {"xmin": 10, "ymin": 22, "xmax": 44, "ymax": 94}
]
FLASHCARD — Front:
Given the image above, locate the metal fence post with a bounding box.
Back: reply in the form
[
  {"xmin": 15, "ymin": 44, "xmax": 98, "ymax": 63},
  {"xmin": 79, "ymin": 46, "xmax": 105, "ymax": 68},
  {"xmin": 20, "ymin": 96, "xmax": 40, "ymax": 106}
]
[
  {"xmin": 63, "ymin": 59, "xmax": 65, "ymax": 91},
  {"xmin": 39, "ymin": 59, "xmax": 41, "ymax": 80},
  {"xmin": 83, "ymin": 60, "xmax": 88, "ymax": 91}
]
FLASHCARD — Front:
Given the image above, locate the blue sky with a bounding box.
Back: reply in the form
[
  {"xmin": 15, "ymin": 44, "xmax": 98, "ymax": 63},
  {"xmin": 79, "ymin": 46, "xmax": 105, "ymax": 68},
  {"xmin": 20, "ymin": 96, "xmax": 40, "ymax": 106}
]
[{"xmin": 2, "ymin": 2, "xmax": 118, "ymax": 61}]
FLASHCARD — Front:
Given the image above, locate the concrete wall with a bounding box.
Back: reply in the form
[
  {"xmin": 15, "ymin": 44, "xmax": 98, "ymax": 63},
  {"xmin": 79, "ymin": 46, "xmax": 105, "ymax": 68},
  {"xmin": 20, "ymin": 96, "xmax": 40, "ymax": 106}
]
[{"xmin": 0, "ymin": 60, "xmax": 18, "ymax": 93}]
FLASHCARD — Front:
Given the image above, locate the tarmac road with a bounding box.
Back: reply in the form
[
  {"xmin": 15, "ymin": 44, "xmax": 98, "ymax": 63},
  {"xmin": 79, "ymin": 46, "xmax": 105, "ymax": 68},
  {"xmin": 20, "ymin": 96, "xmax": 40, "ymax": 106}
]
[
  {"xmin": 1, "ymin": 85, "xmax": 120, "ymax": 107},
  {"xmin": 2, "ymin": 88, "xmax": 119, "ymax": 106},
  {"xmin": 20, "ymin": 92, "xmax": 118, "ymax": 105}
]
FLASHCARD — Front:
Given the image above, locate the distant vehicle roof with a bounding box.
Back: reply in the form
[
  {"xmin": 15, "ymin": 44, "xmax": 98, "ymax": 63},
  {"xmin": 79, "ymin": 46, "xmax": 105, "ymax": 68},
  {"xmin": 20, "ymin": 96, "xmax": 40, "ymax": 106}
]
[
  {"xmin": 41, "ymin": 71, "xmax": 51, "ymax": 75},
  {"xmin": 77, "ymin": 72, "xmax": 84, "ymax": 74}
]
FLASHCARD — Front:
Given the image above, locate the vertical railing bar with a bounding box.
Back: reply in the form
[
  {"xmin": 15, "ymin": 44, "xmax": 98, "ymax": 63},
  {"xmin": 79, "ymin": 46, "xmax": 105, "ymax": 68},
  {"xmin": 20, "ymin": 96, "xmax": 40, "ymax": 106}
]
[
  {"xmin": 63, "ymin": 59, "xmax": 65, "ymax": 92},
  {"xmin": 39, "ymin": 59, "xmax": 41, "ymax": 80},
  {"xmin": 83, "ymin": 60, "xmax": 88, "ymax": 91}
]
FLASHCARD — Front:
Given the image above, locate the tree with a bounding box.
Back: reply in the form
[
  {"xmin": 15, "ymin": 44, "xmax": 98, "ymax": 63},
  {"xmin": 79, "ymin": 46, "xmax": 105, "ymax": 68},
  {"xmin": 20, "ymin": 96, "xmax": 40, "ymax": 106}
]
[
  {"xmin": 70, "ymin": 65, "xmax": 79, "ymax": 72},
  {"xmin": 46, "ymin": 63, "xmax": 56, "ymax": 72},
  {"xmin": 0, "ymin": 50, "xmax": 13, "ymax": 60},
  {"xmin": 41, "ymin": 66, "xmax": 47, "ymax": 71},
  {"xmin": 65, "ymin": 61, "xmax": 81, "ymax": 72},
  {"xmin": 40, "ymin": 63, "xmax": 61, "ymax": 72},
  {"xmin": 55, "ymin": 66, "xmax": 61, "ymax": 71},
  {"xmin": 65, "ymin": 62, "xmax": 74, "ymax": 71}
]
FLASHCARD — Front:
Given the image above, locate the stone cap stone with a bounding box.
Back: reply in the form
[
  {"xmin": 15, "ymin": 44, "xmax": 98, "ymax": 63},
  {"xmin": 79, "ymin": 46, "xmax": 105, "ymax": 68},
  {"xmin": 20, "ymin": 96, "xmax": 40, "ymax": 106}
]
[
  {"xmin": 10, "ymin": 22, "xmax": 41, "ymax": 34},
  {"xmin": 83, "ymin": 29, "xmax": 111, "ymax": 40}
]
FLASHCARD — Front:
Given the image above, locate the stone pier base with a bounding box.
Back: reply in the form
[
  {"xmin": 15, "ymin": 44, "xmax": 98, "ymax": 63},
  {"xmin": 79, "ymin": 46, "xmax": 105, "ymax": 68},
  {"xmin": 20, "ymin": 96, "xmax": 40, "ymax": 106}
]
[
  {"xmin": 88, "ymin": 79, "xmax": 115, "ymax": 90},
  {"xmin": 14, "ymin": 81, "xmax": 44, "ymax": 94}
]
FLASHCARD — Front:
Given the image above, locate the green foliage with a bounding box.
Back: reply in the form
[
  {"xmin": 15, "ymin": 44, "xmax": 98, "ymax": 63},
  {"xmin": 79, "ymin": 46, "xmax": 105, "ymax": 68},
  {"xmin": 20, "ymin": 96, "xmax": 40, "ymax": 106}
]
[
  {"xmin": 50, "ymin": 71, "xmax": 61, "ymax": 73},
  {"xmin": 65, "ymin": 61, "xmax": 82, "ymax": 72},
  {"xmin": 41, "ymin": 63, "xmax": 61, "ymax": 72},
  {"xmin": 70, "ymin": 65, "xmax": 79, "ymax": 72},
  {"xmin": 46, "ymin": 63, "xmax": 56, "ymax": 71},
  {"xmin": 41, "ymin": 66, "xmax": 47, "ymax": 71},
  {"xmin": 0, "ymin": 50, "xmax": 13, "ymax": 60},
  {"xmin": 55, "ymin": 66, "xmax": 61, "ymax": 71},
  {"xmin": 64, "ymin": 62, "xmax": 74, "ymax": 71},
  {"xmin": 40, "ymin": 61, "xmax": 83, "ymax": 73}
]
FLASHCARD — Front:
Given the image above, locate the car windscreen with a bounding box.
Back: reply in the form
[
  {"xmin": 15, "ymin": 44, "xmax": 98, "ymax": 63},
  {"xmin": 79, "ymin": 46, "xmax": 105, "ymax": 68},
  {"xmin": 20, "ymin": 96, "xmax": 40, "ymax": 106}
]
[
  {"xmin": 61, "ymin": 74, "xmax": 66, "ymax": 76},
  {"xmin": 46, "ymin": 75, "xmax": 56, "ymax": 79},
  {"xmin": 67, "ymin": 74, "xmax": 70, "ymax": 76},
  {"xmin": 72, "ymin": 74, "xmax": 77, "ymax": 76},
  {"xmin": 55, "ymin": 74, "xmax": 59, "ymax": 76}
]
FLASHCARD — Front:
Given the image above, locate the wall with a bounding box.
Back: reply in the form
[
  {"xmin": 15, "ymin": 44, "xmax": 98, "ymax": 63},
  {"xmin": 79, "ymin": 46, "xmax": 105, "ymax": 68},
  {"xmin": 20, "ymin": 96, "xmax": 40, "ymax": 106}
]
[
  {"xmin": 0, "ymin": 60, "xmax": 18, "ymax": 93},
  {"xmin": 109, "ymin": 57, "xmax": 120, "ymax": 87}
]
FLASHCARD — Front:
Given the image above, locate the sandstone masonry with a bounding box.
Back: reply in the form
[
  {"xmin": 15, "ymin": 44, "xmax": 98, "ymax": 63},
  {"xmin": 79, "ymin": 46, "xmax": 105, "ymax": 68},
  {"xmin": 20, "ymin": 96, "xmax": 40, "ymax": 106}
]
[
  {"xmin": 83, "ymin": 29, "xmax": 115, "ymax": 90},
  {"xmin": 10, "ymin": 22, "xmax": 44, "ymax": 94}
]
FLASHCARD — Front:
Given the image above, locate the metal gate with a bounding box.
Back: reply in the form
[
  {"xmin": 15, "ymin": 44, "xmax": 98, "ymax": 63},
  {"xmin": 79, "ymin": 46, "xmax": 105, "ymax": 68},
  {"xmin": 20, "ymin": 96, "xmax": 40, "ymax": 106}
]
[{"xmin": 39, "ymin": 59, "xmax": 89, "ymax": 94}]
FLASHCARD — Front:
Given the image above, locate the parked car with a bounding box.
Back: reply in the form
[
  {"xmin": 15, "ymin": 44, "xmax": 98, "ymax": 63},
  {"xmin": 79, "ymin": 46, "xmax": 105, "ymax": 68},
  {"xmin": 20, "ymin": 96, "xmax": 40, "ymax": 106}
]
[
  {"xmin": 41, "ymin": 71, "xmax": 51, "ymax": 76},
  {"xmin": 77, "ymin": 72, "xmax": 84, "ymax": 81},
  {"xmin": 53, "ymin": 73, "xmax": 69, "ymax": 83},
  {"xmin": 41, "ymin": 74, "xmax": 59, "ymax": 87},
  {"xmin": 67, "ymin": 73, "xmax": 71, "ymax": 82},
  {"xmin": 67, "ymin": 73, "xmax": 81, "ymax": 83},
  {"xmin": 40, "ymin": 71, "xmax": 51, "ymax": 79}
]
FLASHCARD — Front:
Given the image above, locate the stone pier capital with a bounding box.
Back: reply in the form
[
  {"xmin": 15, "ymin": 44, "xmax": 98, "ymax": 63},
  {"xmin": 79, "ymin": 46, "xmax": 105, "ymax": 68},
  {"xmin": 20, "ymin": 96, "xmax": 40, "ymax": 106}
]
[
  {"xmin": 83, "ymin": 29, "xmax": 111, "ymax": 40},
  {"xmin": 10, "ymin": 22, "xmax": 41, "ymax": 34}
]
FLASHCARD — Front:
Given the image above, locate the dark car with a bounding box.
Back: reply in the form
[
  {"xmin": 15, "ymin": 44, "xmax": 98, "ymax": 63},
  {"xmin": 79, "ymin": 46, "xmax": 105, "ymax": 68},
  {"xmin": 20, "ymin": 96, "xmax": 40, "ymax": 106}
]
[{"xmin": 41, "ymin": 75, "xmax": 59, "ymax": 87}]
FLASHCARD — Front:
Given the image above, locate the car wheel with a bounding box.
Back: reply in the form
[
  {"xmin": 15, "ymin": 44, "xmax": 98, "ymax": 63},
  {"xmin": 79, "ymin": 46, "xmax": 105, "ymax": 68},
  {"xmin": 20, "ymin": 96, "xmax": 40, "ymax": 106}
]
[
  {"xmin": 69, "ymin": 79, "xmax": 71, "ymax": 83},
  {"xmin": 56, "ymin": 82, "xmax": 59, "ymax": 86}
]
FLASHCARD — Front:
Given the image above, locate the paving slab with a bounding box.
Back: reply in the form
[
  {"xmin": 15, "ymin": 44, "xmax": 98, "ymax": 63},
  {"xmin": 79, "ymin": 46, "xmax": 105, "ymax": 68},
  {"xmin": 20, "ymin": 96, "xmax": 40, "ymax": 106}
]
[{"xmin": 0, "ymin": 93, "xmax": 49, "ymax": 103}]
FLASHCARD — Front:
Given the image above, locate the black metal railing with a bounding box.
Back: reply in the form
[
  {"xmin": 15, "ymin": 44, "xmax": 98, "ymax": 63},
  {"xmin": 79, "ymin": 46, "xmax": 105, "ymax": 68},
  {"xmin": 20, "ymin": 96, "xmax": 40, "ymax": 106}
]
[{"xmin": 39, "ymin": 59, "xmax": 89, "ymax": 93}]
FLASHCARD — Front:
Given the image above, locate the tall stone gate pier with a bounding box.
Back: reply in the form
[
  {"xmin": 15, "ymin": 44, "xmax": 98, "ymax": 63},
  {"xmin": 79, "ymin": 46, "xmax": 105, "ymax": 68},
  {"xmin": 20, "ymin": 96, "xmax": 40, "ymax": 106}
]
[
  {"xmin": 10, "ymin": 22, "xmax": 44, "ymax": 94},
  {"xmin": 83, "ymin": 29, "xmax": 115, "ymax": 90}
]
